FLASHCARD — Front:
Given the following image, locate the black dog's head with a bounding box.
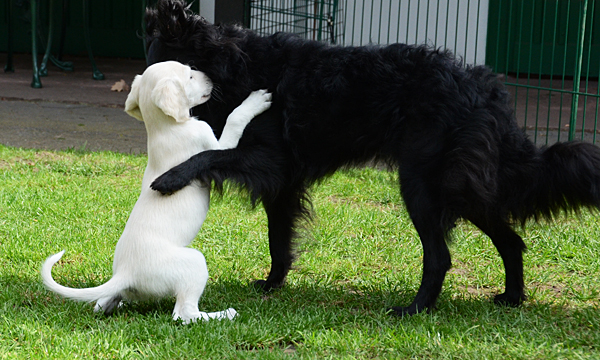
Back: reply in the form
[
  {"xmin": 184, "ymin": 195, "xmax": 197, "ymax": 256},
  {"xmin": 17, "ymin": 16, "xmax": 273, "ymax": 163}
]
[
  {"xmin": 145, "ymin": 0, "xmax": 262, "ymax": 132},
  {"xmin": 145, "ymin": 0, "xmax": 247, "ymax": 69},
  {"xmin": 145, "ymin": 0, "xmax": 208, "ymax": 66}
]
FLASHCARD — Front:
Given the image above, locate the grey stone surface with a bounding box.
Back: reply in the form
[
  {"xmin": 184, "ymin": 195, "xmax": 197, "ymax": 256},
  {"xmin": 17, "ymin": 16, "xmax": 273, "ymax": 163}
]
[{"xmin": 1, "ymin": 53, "xmax": 147, "ymax": 153}]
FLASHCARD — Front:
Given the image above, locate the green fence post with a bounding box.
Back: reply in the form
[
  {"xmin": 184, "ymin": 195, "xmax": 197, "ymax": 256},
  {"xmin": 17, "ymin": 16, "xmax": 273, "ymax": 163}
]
[
  {"xmin": 4, "ymin": 0, "xmax": 14, "ymax": 73},
  {"xmin": 317, "ymin": 0, "xmax": 325, "ymax": 41},
  {"xmin": 569, "ymin": 0, "xmax": 588, "ymax": 141}
]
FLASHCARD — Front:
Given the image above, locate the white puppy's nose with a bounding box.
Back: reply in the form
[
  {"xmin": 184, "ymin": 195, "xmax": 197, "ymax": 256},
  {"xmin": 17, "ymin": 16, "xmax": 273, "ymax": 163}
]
[
  {"xmin": 186, "ymin": 69, "xmax": 213, "ymax": 106},
  {"xmin": 201, "ymin": 73, "xmax": 213, "ymax": 87}
]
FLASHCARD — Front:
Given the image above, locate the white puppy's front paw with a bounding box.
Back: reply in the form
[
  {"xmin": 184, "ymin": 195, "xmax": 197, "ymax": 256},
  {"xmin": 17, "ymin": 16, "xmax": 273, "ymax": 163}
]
[{"xmin": 242, "ymin": 89, "xmax": 272, "ymax": 117}]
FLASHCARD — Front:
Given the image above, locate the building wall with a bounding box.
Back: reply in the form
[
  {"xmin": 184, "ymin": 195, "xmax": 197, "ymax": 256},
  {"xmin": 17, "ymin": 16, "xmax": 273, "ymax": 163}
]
[
  {"xmin": 247, "ymin": 0, "xmax": 489, "ymax": 65},
  {"xmin": 341, "ymin": 0, "xmax": 489, "ymax": 65}
]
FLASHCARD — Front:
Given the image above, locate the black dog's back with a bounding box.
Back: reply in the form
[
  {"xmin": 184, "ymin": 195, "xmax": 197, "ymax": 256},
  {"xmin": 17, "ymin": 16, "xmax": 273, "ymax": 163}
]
[
  {"xmin": 272, "ymin": 40, "xmax": 525, "ymax": 214},
  {"xmin": 146, "ymin": 0, "xmax": 600, "ymax": 316}
]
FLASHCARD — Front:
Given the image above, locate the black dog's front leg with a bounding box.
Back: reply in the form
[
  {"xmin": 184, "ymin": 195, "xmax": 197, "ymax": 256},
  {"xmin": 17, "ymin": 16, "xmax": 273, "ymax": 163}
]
[
  {"xmin": 390, "ymin": 165, "xmax": 453, "ymax": 316},
  {"xmin": 151, "ymin": 146, "xmax": 285, "ymax": 196},
  {"xmin": 390, "ymin": 218, "xmax": 451, "ymax": 316},
  {"xmin": 151, "ymin": 158, "xmax": 199, "ymax": 194}
]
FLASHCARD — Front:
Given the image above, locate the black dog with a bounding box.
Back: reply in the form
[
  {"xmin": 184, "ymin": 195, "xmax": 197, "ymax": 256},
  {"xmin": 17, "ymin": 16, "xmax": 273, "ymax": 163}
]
[{"xmin": 145, "ymin": 0, "xmax": 600, "ymax": 315}]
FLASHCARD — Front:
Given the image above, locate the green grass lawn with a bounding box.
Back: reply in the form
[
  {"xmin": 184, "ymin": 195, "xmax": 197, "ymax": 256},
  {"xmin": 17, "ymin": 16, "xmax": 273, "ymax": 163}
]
[{"xmin": 0, "ymin": 144, "xmax": 599, "ymax": 359}]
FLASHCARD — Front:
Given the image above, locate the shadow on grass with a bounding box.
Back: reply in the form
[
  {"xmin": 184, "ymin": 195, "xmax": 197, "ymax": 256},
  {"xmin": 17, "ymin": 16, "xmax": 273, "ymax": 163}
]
[{"xmin": 3, "ymin": 275, "xmax": 598, "ymax": 329}]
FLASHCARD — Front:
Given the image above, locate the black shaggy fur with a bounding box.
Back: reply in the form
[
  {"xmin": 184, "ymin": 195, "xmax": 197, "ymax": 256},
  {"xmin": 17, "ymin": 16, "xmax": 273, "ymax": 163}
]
[{"xmin": 145, "ymin": 0, "xmax": 600, "ymax": 315}]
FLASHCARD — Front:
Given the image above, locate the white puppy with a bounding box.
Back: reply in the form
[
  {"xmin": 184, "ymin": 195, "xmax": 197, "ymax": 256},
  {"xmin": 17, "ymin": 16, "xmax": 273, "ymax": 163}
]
[{"xmin": 41, "ymin": 61, "xmax": 271, "ymax": 324}]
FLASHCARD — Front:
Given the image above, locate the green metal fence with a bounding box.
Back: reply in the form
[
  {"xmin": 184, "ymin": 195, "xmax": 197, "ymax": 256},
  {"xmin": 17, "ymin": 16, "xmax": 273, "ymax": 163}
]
[
  {"xmin": 248, "ymin": 0, "xmax": 345, "ymax": 44},
  {"xmin": 487, "ymin": 0, "xmax": 599, "ymax": 145},
  {"xmin": 247, "ymin": 0, "xmax": 600, "ymax": 145}
]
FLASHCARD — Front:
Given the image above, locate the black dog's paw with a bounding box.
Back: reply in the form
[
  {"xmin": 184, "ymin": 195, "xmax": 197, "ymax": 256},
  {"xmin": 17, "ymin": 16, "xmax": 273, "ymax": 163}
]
[
  {"xmin": 493, "ymin": 292, "xmax": 525, "ymax": 307},
  {"xmin": 388, "ymin": 305, "xmax": 430, "ymax": 317},
  {"xmin": 253, "ymin": 279, "xmax": 284, "ymax": 293},
  {"xmin": 150, "ymin": 168, "xmax": 191, "ymax": 195}
]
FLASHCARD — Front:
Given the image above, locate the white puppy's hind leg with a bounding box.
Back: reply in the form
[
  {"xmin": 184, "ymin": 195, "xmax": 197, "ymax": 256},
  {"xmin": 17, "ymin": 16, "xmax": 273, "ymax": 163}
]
[
  {"xmin": 173, "ymin": 299, "xmax": 205, "ymax": 325},
  {"xmin": 171, "ymin": 249, "xmax": 209, "ymax": 324},
  {"xmin": 170, "ymin": 249, "xmax": 238, "ymax": 324},
  {"xmin": 95, "ymin": 295, "xmax": 123, "ymax": 315}
]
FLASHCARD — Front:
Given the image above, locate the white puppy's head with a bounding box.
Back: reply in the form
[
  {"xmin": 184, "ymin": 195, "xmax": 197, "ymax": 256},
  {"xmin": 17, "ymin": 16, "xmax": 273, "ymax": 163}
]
[{"xmin": 125, "ymin": 61, "xmax": 212, "ymax": 123}]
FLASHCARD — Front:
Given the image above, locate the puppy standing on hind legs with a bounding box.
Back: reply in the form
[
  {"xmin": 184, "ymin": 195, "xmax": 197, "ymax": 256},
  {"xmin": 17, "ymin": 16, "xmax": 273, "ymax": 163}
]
[{"xmin": 41, "ymin": 61, "xmax": 272, "ymax": 324}]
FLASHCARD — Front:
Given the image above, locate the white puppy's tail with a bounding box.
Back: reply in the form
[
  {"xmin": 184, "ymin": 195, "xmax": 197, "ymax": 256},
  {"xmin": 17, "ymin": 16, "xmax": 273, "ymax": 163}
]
[{"xmin": 41, "ymin": 251, "xmax": 124, "ymax": 314}]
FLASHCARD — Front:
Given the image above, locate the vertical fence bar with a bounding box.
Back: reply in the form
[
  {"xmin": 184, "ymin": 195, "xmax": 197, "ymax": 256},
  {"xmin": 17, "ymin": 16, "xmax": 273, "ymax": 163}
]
[
  {"xmin": 569, "ymin": 0, "xmax": 588, "ymax": 141},
  {"xmin": 399, "ymin": 0, "xmax": 403, "ymax": 43},
  {"xmin": 513, "ymin": 0, "xmax": 524, "ymax": 119},
  {"xmin": 366, "ymin": 0, "xmax": 372, "ymax": 42},
  {"xmin": 534, "ymin": 0, "xmax": 549, "ymax": 145},
  {"xmin": 444, "ymin": 0, "xmax": 450, "ymax": 48},
  {"xmin": 505, "ymin": 0, "xmax": 514, "ymax": 86},
  {"xmin": 425, "ymin": 0, "xmax": 431, "ymax": 45},
  {"xmin": 581, "ymin": 0, "xmax": 595, "ymax": 141},
  {"xmin": 405, "ymin": 0, "xmax": 411, "ymax": 43},
  {"xmin": 376, "ymin": 0, "xmax": 383, "ymax": 44},
  {"xmin": 588, "ymin": 6, "xmax": 600, "ymax": 144},
  {"xmin": 545, "ymin": 1, "xmax": 560, "ymax": 145},
  {"xmin": 350, "ymin": 0, "xmax": 357, "ymax": 45},
  {"xmin": 454, "ymin": 0, "xmax": 460, "ymax": 56},
  {"xmin": 434, "ymin": 0, "xmax": 441, "ymax": 47},
  {"xmin": 463, "ymin": 0, "xmax": 470, "ymax": 61},
  {"xmin": 493, "ymin": 0, "xmax": 502, "ymax": 72},
  {"xmin": 360, "ymin": 0, "xmax": 366, "ymax": 44},
  {"xmin": 387, "ymin": 0, "xmax": 393, "ymax": 44},
  {"xmin": 317, "ymin": 0, "xmax": 325, "ymax": 41},
  {"xmin": 522, "ymin": 0, "xmax": 537, "ymax": 133},
  {"xmin": 474, "ymin": 0, "xmax": 480, "ymax": 64},
  {"xmin": 557, "ymin": 1, "xmax": 572, "ymax": 143},
  {"xmin": 415, "ymin": 0, "xmax": 420, "ymax": 44}
]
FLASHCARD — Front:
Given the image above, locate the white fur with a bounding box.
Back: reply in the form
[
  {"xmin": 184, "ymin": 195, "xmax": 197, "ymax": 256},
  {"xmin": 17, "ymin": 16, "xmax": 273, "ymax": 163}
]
[{"xmin": 41, "ymin": 61, "xmax": 271, "ymax": 324}]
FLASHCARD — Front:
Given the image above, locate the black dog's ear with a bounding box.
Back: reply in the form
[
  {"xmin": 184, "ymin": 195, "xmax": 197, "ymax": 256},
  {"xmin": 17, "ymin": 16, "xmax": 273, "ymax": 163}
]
[
  {"xmin": 147, "ymin": 0, "xmax": 218, "ymax": 44},
  {"xmin": 146, "ymin": 0, "xmax": 247, "ymax": 71},
  {"xmin": 144, "ymin": 7, "xmax": 159, "ymax": 38},
  {"xmin": 148, "ymin": 0, "xmax": 196, "ymax": 41}
]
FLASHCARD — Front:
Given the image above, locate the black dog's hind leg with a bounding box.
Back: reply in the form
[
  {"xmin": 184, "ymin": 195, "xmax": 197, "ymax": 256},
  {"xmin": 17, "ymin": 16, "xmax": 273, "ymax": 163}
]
[
  {"xmin": 468, "ymin": 216, "xmax": 527, "ymax": 306},
  {"xmin": 391, "ymin": 167, "xmax": 453, "ymax": 316},
  {"xmin": 255, "ymin": 186, "xmax": 308, "ymax": 291}
]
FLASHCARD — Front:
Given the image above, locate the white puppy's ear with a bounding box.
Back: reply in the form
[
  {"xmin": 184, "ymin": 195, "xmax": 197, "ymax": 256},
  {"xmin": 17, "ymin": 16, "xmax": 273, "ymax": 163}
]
[
  {"xmin": 151, "ymin": 77, "xmax": 191, "ymax": 122},
  {"xmin": 125, "ymin": 75, "xmax": 143, "ymax": 121}
]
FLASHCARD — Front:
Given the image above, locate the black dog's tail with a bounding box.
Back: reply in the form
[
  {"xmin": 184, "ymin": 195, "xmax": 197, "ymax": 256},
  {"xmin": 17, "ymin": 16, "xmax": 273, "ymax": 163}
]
[{"xmin": 513, "ymin": 141, "xmax": 600, "ymax": 223}]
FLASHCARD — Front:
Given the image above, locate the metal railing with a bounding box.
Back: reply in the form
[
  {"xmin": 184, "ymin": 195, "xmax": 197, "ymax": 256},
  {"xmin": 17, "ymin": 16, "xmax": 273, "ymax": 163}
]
[
  {"xmin": 487, "ymin": 0, "xmax": 599, "ymax": 144},
  {"xmin": 247, "ymin": 0, "xmax": 344, "ymax": 44},
  {"xmin": 246, "ymin": 0, "xmax": 600, "ymax": 145}
]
